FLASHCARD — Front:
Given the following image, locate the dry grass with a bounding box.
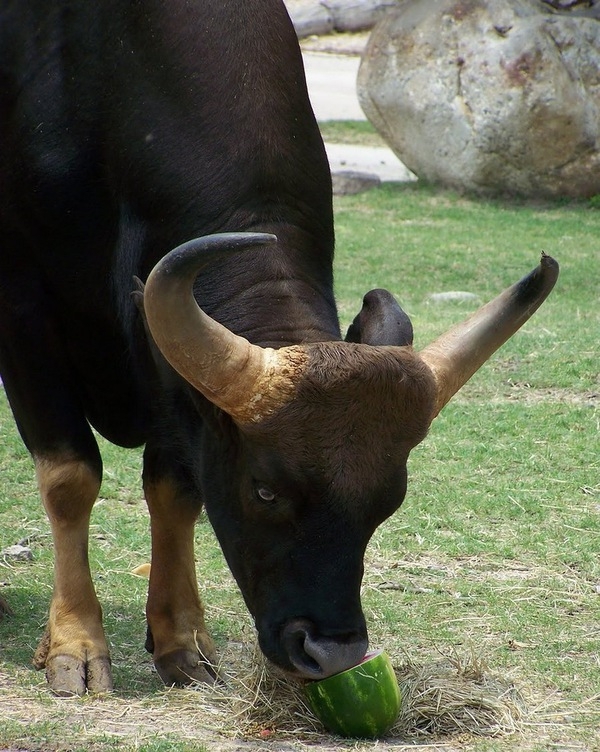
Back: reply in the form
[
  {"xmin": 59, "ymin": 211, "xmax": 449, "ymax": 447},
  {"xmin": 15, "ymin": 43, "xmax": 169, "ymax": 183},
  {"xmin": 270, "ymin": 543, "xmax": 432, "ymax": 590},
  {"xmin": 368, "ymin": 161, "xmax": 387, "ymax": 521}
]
[
  {"xmin": 393, "ymin": 652, "xmax": 524, "ymax": 738},
  {"xmin": 0, "ymin": 641, "xmax": 526, "ymax": 750},
  {"xmin": 181, "ymin": 641, "xmax": 525, "ymax": 743}
]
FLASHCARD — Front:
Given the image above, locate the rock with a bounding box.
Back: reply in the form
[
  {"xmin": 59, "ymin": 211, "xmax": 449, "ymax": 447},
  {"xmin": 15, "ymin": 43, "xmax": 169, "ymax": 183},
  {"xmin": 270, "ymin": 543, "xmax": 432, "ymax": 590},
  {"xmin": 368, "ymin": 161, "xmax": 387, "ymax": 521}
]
[
  {"xmin": 325, "ymin": 0, "xmax": 396, "ymax": 32},
  {"xmin": 287, "ymin": 0, "xmax": 394, "ymax": 37},
  {"xmin": 541, "ymin": 0, "xmax": 600, "ymax": 18},
  {"xmin": 325, "ymin": 143, "xmax": 417, "ymax": 182},
  {"xmin": 332, "ymin": 170, "xmax": 381, "ymax": 194},
  {"xmin": 357, "ymin": 0, "xmax": 600, "ymax": 198},
  {"xmin": 289, "ymin": 4, "xmax": 334, "ymax": 37},
  {"xmin": 2, "ymin": 544, "xmax": 33, "ymax": 561}
]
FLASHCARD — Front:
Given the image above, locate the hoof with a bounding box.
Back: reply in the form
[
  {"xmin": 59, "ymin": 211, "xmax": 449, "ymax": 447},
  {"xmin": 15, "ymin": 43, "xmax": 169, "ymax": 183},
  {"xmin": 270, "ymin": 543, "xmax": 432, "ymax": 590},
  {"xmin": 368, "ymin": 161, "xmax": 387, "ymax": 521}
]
[
  {"xmin": 44, "ymin": 654, "xmax": 113, "ymax": 697},
  {"xmin": 154, "ymin": 648, "xmax": 218, "ymax": 686},
  {"xmin": 86, "ymin": 655, "xmax": 114, "ymax": 694}
]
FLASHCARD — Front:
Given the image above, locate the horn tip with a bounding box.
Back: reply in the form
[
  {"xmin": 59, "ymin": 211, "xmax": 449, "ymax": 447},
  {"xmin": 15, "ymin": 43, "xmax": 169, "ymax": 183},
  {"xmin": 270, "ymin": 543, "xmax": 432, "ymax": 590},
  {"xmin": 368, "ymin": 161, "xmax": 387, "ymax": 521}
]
[
  {"xmin": 538, "ymin": 250, "xmax": 560, "ymax": 289},
  {"xmin": 540, "ymin": 251, "xmax": 559, "ymax": 273}
]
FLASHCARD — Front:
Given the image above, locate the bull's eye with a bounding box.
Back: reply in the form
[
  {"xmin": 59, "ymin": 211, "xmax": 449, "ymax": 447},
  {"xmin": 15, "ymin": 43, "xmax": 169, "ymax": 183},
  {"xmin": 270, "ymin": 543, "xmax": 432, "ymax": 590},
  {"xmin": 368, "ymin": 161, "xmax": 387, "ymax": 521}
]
[{"xmin": 256, "ymin": 485, "xmax": 276, "ymax": 503}]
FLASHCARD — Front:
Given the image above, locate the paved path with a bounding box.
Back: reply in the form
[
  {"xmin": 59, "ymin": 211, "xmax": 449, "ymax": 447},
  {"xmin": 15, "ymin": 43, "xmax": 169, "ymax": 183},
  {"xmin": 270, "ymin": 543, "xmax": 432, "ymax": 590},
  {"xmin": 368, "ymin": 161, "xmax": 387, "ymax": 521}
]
[
  {"xmin": 325, "ymin": 143, "xmax": 415, "ymax": 183},
  {"xmin": 302, "ymin": 52, "xmax": 366, "ymax": 121},
  {"xmin": 302, "ymin": 52, "xmax": 414, "ymax": 183}
]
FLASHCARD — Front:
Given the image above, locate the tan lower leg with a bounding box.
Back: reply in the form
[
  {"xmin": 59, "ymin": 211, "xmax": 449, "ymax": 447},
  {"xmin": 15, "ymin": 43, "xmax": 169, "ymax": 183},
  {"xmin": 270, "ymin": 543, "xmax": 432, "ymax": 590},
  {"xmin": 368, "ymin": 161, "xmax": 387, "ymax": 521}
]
[
  {"xmin": 34, "ymin": 454, "xmax": 112, "ymax": 695},
  {"xmin": 145, "ymin": 478, "xmax": 216, "ymax": 684}
]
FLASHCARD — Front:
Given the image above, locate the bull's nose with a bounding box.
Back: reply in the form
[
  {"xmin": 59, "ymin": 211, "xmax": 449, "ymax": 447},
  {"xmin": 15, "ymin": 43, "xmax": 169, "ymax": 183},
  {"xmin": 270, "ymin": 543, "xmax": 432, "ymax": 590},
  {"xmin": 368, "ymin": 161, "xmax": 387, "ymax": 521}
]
[{"xmin": 281, "ymin": 618, "xmax": 368, "ymax": 680}]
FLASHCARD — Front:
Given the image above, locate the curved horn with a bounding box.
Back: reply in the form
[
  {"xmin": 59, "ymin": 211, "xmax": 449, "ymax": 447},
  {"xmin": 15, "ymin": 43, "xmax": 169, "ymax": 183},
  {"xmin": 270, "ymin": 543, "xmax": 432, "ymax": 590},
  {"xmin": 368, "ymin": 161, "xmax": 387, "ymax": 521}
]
[
  {"xmin": 142, "ymin": 233, "xmax": 307, "ymax": 423},
  {"xmin": 420, "ymin": 253, "xmax": 559, "ymax": 417}
]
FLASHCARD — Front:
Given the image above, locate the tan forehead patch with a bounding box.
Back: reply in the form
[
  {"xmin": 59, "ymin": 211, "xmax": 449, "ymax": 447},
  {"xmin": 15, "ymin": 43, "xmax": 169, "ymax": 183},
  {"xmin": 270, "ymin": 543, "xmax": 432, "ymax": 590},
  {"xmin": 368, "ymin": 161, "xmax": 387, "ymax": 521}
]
[{"xmin": 232, "ymin": 345, "xmax": 310, "ymax": 424}]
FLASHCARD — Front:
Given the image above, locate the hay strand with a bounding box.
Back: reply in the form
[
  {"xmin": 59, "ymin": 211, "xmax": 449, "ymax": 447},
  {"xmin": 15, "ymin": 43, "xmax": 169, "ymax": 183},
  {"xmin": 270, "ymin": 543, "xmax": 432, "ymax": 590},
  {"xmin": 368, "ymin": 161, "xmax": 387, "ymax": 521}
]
[
  {"xmin": 187, "ymin": 641, "xmax": 525, "ymax": 741},
  {"xmin": 0, "ymin": 641, "xmax": 527, "ymax": 747},
  {"xmin": 393, "ymin": 652, "xmax": 525, "ymax": 738}
]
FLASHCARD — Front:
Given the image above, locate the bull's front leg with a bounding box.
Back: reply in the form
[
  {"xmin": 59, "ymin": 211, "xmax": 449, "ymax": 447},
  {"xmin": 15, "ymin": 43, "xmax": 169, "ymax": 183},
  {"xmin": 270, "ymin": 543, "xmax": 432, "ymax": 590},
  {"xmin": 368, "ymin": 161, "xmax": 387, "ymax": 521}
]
[
  {"xmin": 33, "ymin": 453, "xmax": 113, "ymax": 696},
  {"xmin": 143, "ymin": 474, "xmax": 217, "ymax": 685}
]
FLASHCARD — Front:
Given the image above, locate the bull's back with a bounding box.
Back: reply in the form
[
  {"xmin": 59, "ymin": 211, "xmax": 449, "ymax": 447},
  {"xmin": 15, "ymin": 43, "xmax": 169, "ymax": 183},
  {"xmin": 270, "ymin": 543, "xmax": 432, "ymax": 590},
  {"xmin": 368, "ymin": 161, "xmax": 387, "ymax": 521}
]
[
  {"xmin": 0, "ymin": 1, "xmax": 154, "ymax": 447},
  {"xmin": 0, "ymin": 0, "xmax": 332, "ymax": 447},
  {"xmin": 2, "ymin": 0, "xmax": 331, "ymax": 289}
]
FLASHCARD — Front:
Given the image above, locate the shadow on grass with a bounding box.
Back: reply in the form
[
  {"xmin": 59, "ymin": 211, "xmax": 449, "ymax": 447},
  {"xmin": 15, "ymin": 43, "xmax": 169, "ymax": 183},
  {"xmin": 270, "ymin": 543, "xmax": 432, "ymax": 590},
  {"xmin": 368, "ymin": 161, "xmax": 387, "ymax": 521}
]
[
  {"xmin": 372, "ymin": 177, "xmax": 599, "ymax": 212},
  {"xmin": 0, "ymin": 587, "xmax": 170, "ymax": 699}
]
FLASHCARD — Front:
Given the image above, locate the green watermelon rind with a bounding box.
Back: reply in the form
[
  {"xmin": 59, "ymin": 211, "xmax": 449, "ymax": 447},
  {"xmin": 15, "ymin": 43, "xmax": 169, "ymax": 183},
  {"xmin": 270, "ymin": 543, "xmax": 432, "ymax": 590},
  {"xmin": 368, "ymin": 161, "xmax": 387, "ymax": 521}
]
[{"xmin": 304, "ymin": 650, "xmax": 401, "ymax": 739}]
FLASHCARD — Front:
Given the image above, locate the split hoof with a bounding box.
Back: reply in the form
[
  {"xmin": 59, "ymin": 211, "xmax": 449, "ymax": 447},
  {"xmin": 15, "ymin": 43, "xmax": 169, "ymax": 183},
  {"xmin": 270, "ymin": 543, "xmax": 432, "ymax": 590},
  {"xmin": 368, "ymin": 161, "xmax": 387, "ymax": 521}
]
[
  {"xmin": 154, "ymin": 648, "xmax": 218, "ymax": 686},
  {"xmin": 43, "ymin": 654, "xmax": 113, "ymax": 697}
]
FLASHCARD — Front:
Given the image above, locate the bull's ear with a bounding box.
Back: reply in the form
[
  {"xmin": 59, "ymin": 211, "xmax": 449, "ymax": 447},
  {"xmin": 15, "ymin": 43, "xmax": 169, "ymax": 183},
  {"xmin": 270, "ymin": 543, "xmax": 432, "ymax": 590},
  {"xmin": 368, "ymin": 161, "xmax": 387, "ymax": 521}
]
[
  {"xmin": 132, "ymin": 276, "xmax": 156, "ymax": 344},
  {"xmin": 132, "ymin": 276, "xmax": 166, "ymax": 368},
  {"xmin": 345, "ymin": 289, "xmax": 414, "ymax": 346}
]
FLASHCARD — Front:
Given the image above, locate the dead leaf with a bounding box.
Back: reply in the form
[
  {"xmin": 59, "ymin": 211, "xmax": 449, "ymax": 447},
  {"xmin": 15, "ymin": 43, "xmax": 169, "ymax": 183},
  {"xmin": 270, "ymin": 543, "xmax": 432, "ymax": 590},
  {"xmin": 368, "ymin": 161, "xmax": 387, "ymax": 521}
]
[
  {"xmin": 132, "ymin": 563, "xmax": 151, "ymax": 578},
  {"xmin": 508, "ymin": 639, "xmax": 536, "ymax": 650}
]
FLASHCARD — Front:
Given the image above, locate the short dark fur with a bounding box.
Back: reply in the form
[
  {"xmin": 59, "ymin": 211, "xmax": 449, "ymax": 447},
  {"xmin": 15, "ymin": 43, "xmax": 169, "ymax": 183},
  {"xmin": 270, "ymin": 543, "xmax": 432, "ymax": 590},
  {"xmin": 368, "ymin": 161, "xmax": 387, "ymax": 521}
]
[{"xmin": 0, "ymin": 0, "xmax": 437, "ymax": 691}]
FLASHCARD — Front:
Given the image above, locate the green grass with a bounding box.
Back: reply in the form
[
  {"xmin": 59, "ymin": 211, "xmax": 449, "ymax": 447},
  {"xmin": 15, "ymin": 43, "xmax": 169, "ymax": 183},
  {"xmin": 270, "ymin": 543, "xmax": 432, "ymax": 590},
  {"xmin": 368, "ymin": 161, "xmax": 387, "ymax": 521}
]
[
  {"xmin": 318, "ymin": 119, "xmax": 385, "ymax": 147},
  {"xmin": 0, "ymin": 185, "xmax": 598, "ymax": 751}
]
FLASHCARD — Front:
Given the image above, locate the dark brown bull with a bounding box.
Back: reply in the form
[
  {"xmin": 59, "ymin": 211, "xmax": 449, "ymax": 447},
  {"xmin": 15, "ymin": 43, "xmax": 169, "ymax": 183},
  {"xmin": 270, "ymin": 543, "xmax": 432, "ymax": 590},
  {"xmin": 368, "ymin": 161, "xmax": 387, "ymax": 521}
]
[{"xmin": 0, "ymin": 0, "xmax": 558, "ymax": 696}]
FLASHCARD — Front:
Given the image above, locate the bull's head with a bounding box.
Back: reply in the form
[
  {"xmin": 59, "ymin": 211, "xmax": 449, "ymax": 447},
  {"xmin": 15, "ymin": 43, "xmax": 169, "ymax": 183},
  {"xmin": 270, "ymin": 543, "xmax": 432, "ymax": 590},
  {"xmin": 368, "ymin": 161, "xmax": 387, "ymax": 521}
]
[{"xmin": 141, "ymin": 233, "xmax": 558, "ymax": 680}]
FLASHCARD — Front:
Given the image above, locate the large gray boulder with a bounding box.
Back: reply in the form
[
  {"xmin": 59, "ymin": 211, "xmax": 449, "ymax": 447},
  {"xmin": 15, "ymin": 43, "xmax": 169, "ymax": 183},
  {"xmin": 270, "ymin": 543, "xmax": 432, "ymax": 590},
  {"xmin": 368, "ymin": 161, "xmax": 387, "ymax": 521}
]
[{"xmin": 357, "ymin": 0, "xmax": 600, "ymax": 198}]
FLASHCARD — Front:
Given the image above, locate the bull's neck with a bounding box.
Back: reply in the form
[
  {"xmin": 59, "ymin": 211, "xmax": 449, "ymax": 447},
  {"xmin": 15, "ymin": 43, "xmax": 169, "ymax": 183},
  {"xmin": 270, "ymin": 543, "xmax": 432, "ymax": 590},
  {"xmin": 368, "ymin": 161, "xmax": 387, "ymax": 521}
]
[
  {"xmin": 214, "ymin": 277, "xmax": 341, "ymax": 348},
  {"xmin": 193, "ymin": 226, "xmax": 341, "ymax": 348}
]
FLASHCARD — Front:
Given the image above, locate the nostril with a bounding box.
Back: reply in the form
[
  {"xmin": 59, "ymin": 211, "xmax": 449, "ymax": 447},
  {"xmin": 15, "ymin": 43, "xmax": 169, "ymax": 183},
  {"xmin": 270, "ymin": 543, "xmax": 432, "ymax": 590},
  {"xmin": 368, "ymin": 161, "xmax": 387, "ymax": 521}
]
[
  {"xmin": 281, "ymin": 618, "xmax": 368, "ymax": 680},
  {"xmin": 282, "ymin": 620, "xmax": 322, "ymax": 677}
]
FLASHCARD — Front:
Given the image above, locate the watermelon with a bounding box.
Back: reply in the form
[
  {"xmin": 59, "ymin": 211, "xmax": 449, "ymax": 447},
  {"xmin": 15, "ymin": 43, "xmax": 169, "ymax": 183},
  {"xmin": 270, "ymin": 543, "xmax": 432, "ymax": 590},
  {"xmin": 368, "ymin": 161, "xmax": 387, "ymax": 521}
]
[{"xmin": 304, "ymin": 649, "xmax": 401, "ymax": 739}]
